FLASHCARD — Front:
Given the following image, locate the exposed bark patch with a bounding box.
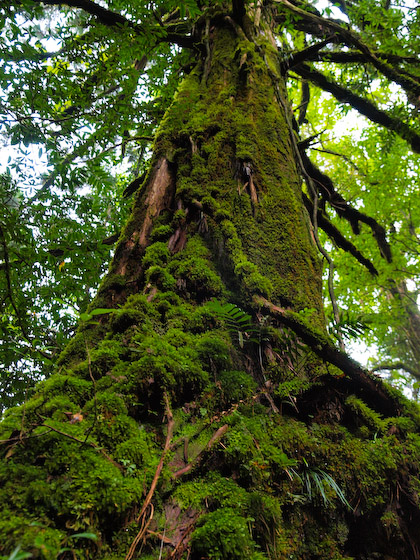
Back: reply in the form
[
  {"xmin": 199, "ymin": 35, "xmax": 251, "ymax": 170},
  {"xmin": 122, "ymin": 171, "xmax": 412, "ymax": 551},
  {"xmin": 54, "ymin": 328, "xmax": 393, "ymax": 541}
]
[
  {"xmin": 115, "ymin": 158, "xmax": 174, "ymax": 278},
  {"xmin": 160, "ymin": 502, "xmax": 201, "ymax": 559},
  {"xmin": 138, "ymin": 158, "xmax": 173, "ymax": 248}
]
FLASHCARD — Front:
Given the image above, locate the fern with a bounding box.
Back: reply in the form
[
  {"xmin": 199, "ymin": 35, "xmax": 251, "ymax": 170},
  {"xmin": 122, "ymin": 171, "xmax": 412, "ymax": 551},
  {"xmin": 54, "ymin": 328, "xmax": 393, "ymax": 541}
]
[
  {"xmin": 289, "ymin": 462, "xmax": 352, "ymax": 509},
  {"xmin": 207, "ymin": 299, "xmax": 259, "ymax": 347},
  {"xmin": 328, "ymin": 310, "xmax": 372, "ymax": 342}
]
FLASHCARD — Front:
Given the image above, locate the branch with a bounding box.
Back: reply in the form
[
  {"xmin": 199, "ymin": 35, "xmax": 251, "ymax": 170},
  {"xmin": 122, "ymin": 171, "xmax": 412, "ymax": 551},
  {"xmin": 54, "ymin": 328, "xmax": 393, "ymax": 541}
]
[
  {"xmin": 232, "ymin": 0, "xmax": 246, "ymax": 23},
  {"xmin": 298, "ymin": 80, "xmax": 310, "ymax": 126},
  {"xmin": 309, "ymin": 147, "xmax": 368, "ymax": 178},
  {"xmin": 293, "ymin": 63, "xmax": 420, "ymax": 154},
  {"xmin": 28, "ymin": 135, "xmax": 96, "ymax": 203},
  {"xmin": 307, "ymin": 50, "xmax": 420, "ymax": 66},
  {"xmin": 125, "ymin": 391, "xmax": 174, "ymax": 560},
  {"xmin": 34, "ymin": 0, "xmax": 195, "ymax": 49},
  {"xmin": 172, "ymin": 424, "xmax": 229, "ymax": 479},
  {"xmin": 299, "ymin": 149, "xmax": 392, "ymax": 262},
  {"xmin": 43, "ymin": 422, "xmax": 124, "ymax": 471},
  {"xmin": 371, "ymin": 362, "xmax": 420, "ymax": 380},
  {"xmin": 0, "ymin": 224, "xmax": 35, "ymax": 345},
  {"xmin": 254, "ymin": 295, "xmax": 402, "ymax": 416},
  {"xmin": 302, "ymin": 193, "xmax": 378, "ymax": 275},
  {"xmin": 277, "ymin": 0, "xmax": 420, "ymax": 99},
  {"xmin": 282, "ymin": 37, "xmax": 336, "ymax": 71}
]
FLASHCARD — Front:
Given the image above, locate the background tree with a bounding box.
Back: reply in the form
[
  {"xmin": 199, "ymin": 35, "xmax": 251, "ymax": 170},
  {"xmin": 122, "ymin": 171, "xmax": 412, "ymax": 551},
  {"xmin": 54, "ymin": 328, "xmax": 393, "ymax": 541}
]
[{"xmin": 1, "ymin": 1, "xmax": 420, "ymax": 559}]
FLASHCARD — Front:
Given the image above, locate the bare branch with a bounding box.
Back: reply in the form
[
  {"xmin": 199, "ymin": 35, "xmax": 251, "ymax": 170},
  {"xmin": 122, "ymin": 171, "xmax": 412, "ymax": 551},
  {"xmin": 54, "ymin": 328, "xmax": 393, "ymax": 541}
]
[
  {"xmin": 277, "ymin": 0, "xmax": 420, "ymax": 99},
  {"xmin": 33, "ymin": 0, "xmax": 195, "ymax": 49},
  {"xmin": 371, "ymin": 362, "xmax": 420, "ymax": 380},
  {"xmin": 307, "ymin": 50, "xmax": 420, "ymax": 66}
]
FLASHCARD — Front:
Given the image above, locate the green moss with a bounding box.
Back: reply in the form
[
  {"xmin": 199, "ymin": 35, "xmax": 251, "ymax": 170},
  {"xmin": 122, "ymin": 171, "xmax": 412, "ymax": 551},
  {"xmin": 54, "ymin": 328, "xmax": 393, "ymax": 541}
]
[
  {"xmin": 169, "ymin": 237, "xmax": 225, "ymax": 299},
  {"xmin": 195, "ymin": 332, "xmax": 232, "ymax": 370},
  {"xmin": 346, "ymin": 395, "xmax": 386, "ymax": 435},
  {"xmin": 41, "ymin": 374, "xmax": 92, "ymax": 403},
  {"xmin": 217, "ymin": 370, "xmax": 257, "ymax": 405},
  {"xmin": 121, "ymin": 328, "xmax": 210, "ymax": 396},
  {"xmin": 150, "ymin": 224, "xmax": 173, "ymax": 241},
  {"xmin": 145, "ymin": 265, "xmax": 176, "ymax": 290},
  {"xmin": 191, "ymin": 508, "xmax": 266, "ymax": 560},
  {"xmin": 0, "ymin": 509, "xmax": 65, "ymax": 559},
  {"xmin": 142, "ymin": 241, "xmax": 170, "ymax": 268}
]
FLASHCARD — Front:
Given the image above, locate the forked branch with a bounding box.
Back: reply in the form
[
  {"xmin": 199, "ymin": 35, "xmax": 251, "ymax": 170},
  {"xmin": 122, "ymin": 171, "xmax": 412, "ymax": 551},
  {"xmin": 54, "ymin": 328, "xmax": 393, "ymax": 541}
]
[{"xmin": 299, "ymin": 149, "xmax": 392, "ymax": 262}]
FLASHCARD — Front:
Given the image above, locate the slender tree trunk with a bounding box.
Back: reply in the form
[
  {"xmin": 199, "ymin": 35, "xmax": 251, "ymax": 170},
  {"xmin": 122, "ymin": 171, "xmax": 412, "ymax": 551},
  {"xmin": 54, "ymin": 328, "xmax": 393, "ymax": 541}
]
[{"xmin": 1, "ymin": 6, "xmax": 420, "ymax": 560}]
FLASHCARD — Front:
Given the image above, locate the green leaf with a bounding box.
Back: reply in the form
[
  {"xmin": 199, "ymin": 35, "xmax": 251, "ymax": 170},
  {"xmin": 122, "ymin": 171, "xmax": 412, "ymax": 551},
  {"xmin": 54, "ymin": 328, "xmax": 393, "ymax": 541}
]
[
  {"xmin": 7, "ymin": 547, "xmax": 33, "ymax": 560},
  {"xmin": 68, "ymin": 532, "xmax": 98, "ymax": 541}
]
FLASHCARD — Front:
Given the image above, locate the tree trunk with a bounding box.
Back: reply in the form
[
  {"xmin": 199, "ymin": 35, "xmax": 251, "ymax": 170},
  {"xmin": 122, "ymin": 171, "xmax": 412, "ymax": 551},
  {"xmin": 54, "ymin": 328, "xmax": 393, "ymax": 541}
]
[{"xmin": 1, "ymin": 7, "xmax": 420, "ymax": 560}]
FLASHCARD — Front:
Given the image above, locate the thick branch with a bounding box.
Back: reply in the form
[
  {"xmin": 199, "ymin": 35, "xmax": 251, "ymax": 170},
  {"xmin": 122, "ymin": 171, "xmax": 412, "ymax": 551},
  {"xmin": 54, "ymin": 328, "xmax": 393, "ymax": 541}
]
[
  {"xmin": 254, "ymin": 296, "xmax": 402, "ymax": 416},
  {"xmin": 302, "ymin": 193, "xmax": 378, "ymax": 275},
  {"xmin": 307, "ymin": 50, "xmax": 420, "ymax": 66},
  {"xmin": 298, "ymin": 80, "xmax": 310, "ymax": 126},
  {"xmin": 294, "ymin": 63, "xmax": 420, "ymax": 154},
  {"xmin": 232, "ymin": 0, "xmax": 246, "ymax": 23},
  {"xmin": 282, "ymin": 37, "xmax": 336, "ymax": 70},
  {"xmin": 37, "ymin": 0, "xmax": 140, "ymax": 28},
  {"xmin": 277, "ymin": 0, "xmax": 420, "ymax": 99}
]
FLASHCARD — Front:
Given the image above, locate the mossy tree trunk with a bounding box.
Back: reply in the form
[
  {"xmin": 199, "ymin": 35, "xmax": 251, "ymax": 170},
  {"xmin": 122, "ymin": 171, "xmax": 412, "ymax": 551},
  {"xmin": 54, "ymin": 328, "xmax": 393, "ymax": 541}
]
[{"xmin": 2, "ymin": 5, "xmax": 420, "ymax": 560}]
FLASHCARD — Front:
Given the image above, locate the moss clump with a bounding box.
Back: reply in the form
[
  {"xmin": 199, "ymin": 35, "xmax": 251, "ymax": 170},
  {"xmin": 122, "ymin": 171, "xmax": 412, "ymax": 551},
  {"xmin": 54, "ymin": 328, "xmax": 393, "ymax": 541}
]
[
  {"xmin": 142, "ymin": 241, "xmax": 170, "ymax": 268},
  {"xmin": 217, "ymin": 370, "xmax": 257, "ymax": 405},
  {"xmin": 110, "ymin": 293, "xmax": 161, "ymax": 333},
  {"xmin": 145, "ymin": 265, "xmax": 177, "ymax": 290},
  {"xmin": 346, "ymin": 395, "xmax": 386, "ymax": 436},
  {"xmin": 149, "ymin": 224, "xmax": 173, "ymax": 241},
  {"xmin": 169, "ymin": 237, "xmax": 225, "ymax": 299},
  {"xmin": 191, "ymin": 508, "xmax": 266, "ymax": 560}
]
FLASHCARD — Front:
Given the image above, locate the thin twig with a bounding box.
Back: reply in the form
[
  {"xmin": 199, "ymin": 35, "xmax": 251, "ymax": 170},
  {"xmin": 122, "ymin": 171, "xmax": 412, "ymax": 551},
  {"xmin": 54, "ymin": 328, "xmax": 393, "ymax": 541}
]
[
  {"xmin": 43, "ymin": 422, "xmax": 123, "ymax": 471},
  {"xmin": 172, "ymin": 424, "xmax": 229, "ymax": 479},
  {"xmin": 125, "ymin": 391, "xmax": 174, "ymax": 560},
  {"xmin": 0, "ymin": 428, "xmax": 53, "ymax": 445}
]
